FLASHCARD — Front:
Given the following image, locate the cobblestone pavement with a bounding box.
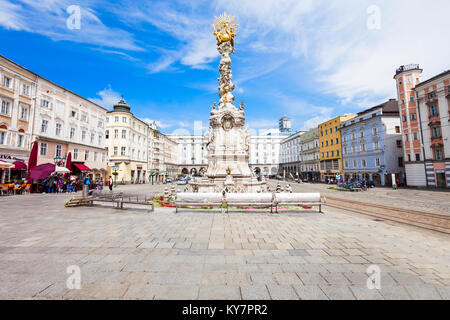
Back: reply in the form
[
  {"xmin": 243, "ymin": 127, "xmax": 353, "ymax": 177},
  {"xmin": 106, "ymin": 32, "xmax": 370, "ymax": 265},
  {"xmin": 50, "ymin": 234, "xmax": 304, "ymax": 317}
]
[
  {"xmin": 0, "ymin": 189, "xmax": 449, "ymax": 300},
  {"xmin": 269, "ymin": 180, "xmax": 450, "ymax": 216}
]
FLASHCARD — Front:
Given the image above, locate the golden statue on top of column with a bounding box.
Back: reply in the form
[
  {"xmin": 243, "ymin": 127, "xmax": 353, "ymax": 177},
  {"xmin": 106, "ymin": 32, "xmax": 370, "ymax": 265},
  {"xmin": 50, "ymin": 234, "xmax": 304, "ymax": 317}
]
[{"xmin": 212, "ymin": 12, "xmax": 238, "ymax": 47}]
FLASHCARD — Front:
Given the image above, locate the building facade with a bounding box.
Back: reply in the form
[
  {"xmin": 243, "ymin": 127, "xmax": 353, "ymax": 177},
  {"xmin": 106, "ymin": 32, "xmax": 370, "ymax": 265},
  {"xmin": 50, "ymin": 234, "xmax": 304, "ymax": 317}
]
[
  {"xmin": 0, "ymin": 55, "xmax": 37, "ymax": 183},
  {"xmin": 34, "ymin": 77, "xmax": 108, "ymax": 180},
  {"xmin": 279, "ymin": 131, "xmax": 304, "ymax": 179},
  {"xmin": 163, "ymin": 134, "xmax": 179, "ymax": 178},
  {"xmin": 169, "ymin": 134, "xmax": 208, "ymax": 175},
  {"xmin": 414, "ymin": 70, "xmax": 450, "ymax": 188},
  {"xmin": 249, "ymin": 133, "xmax": 283, "ymax": 176},
  {"xmin": 341, "ymin": 99, "xmax": 404, "ymax": 186},
  {"xmin": 299, "ymin": 128, "xmax": 320, "ymax": 181},
  {"xmin": 106, "ymin": 99, "xmax": 148, "ymax": 184},
  {"xmin": 319, "ymin": 115, "xmax": 356, "ymax": 182},
  {"xmin": 394, "ymin": 65, "xmax": 450, "ymax": 188}
]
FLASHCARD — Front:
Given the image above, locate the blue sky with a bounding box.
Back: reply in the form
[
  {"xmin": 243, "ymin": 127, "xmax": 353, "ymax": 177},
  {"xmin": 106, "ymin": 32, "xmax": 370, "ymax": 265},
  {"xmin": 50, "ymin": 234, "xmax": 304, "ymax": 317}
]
[{"xmin": 1, "ymin": 0, "xmax": 449, "ymax": 135}]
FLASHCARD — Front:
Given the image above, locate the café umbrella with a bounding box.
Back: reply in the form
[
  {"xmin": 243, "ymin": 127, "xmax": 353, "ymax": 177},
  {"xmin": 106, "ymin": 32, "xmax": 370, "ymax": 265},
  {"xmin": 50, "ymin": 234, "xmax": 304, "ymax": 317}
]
[{"xmin": 28, "ymin": 163, "xmax": 55, "ymax": 180}]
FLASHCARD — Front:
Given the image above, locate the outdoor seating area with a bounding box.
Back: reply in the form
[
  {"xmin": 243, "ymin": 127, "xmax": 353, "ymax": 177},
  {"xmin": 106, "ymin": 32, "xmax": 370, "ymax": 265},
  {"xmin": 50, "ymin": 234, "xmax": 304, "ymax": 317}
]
[
  {"xmin": 0, "ymin": 183, "xmax": 31, "ymax": 196},
  {"xmin": 175, "ymin": 192, "xmax": 323, "ymax": 213}
]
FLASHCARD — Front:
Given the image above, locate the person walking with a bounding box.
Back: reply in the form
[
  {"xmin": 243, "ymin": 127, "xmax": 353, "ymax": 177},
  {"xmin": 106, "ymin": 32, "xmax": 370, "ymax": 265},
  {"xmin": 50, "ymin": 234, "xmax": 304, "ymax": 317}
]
[{"xmin": 108, "ymin": 176, "xmax": 113, "ymax": 191}]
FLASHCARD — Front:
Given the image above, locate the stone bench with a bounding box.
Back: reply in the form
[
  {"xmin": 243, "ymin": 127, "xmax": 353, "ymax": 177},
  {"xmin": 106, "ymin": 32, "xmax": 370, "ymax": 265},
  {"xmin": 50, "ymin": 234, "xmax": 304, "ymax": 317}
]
[
  {"xmin": 89, "ymin": 191, "xmax": 155, "ymax": 212},
  {"xmin": 225, "ymin": 193, "xmax": 274, "ymax": 213},
  {"xmin": 273, "ymin": 193, "xmax": 323, "ymax": 213},
  {"xmin": 175, "ymin": 193, "xmax": 224, "ymax": 212}
]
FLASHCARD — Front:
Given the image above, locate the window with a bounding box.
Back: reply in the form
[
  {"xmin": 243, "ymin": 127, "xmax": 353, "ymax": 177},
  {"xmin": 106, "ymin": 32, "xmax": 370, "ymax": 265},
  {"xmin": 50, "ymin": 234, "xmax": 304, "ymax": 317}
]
[
  {"xmin": 408, "ymin": 154, "xmax": 411, "ymax": 162},
  {"xmin": 405, "ymin": 134, "xmax": 409, "ymax": 141},
  {"xmin": 429, "ymin": 105, "xmax": 439, "ymax": 116},
  {"xmin": 434, "ymin": 148, "xmax": 444, "ymax": 161},
  {"xmin": 20, "ymin": 105, "xmax": 28, "ymax": 120},
  {"xmin": 98, "ymin": 121, "xmax": 103, "ymax": 128},
  {"xmin": 375, "ymin": 158, "xmax": 380, "ymax": 166},
  {"xmin": 353, "ymin": 160, "xmax": 357, "ymax": 168},
  {"xmin": 427, "ymin": 91, "xmax": 437, "ymax": 99},
  {"xmin": 402, "ymin": 115, "xmax": 407, "ymax": 122},
  {"xmin": 106, "ymin": 117, "xmax": 109, "ymax": 123},
  {"xmin": 17, "ymin": 135, "xmax": 24, "ymax": 148},
  {"xmin": 396, "ymin": 140, "xmax": 402, "ymax": 148},
  {"xmin": 81, "ymin": 113, "xmax": 87, "ymax": 123},
  {"xmin": 94, "ymin": 152, "xmax": 98, "ymax": 162},
  {"xmin": 102, "ymin": 153, "xmax": 105, "ymax": 162},
  {"xmin": 1, "ymin": 100, "xmax": 11, "ymax": 116},
  {"xmin": 122, "ymin": 117, "xmax": 127, "ymax": 123},
  {"xmin": 413, "ymin": 132, "xmax": 418, "ymax": 140},
  {"xmin": 40, "ymin": 142, "xmax": 47, "ymax": 156},
  {"xmin": 22, "ymin": 83, "xmax": 30, "ymax": 96},
  {"xmin": 70, "ymin": 128, "xmax": 75, "ymax": 139},
  {"xmin": 360, "ymin": 130, "xmax": 364, "ymax": 138},
  {"xmin": 41, "ymin": 119, "xmax": 48, "ymax": 133},
  {"xmin": 345, "ymin": 160, "xmax": 349, "ymax": 168},
  {"xmin": 42, "ymin": 99, "xmax": 50, "ymax": 109},
  {"xmin": 321, "ymin": 131, "xmax": 323, "ymax": 137},
  {"xmin": 56, "ymin": 144, "xmax": 62, "ymax": 157},
  {"xmin": 415, "ymin": 153, "xmax": 421, "ymax": 161},
  {"xmin": 336, "ymin": 150, "xmax": 340, "ymax": 156},
  {"xmin": 329, "ymin": 128, "xmax": 333, "ymax": 134},
  {"xmin": 410, "ymin": 97, "xmax": 414, "ymax": 102},
  {"xmin": 121, "ymin": 147, "xmax": 126, "ymax": 156},
  {"xmin": 321, "ymin": 142, "xmax": 324, "ymax": 147},
  {"xmin": 2, "ymin": 76, "xmax": 11, "ymax": 88},
  {"xmin": 71, "ymin": 110, "xmax": 77, "ymax": 119},
  {"xmin": 374, "ymin": 141, "xmax": 379, "ymax": 150},
  {"xmin": 98, "ymin": 135, "xmax": 102, "ymax": 145},
  {"xmin": 0, "ymin": 131, "xmax": 6, "ymax": 145},
  {"xmin": 432, "ymin": 127, "xmax": 441, "ymax": 138},
  {"xmin": 105, "ymin": 130, "xmax": 109, "ymax": 139},
  {"xmin": 335, "ymin": 126, "xmax": 338, "ymax": 132},
  {"xmin": 395, "ymin": 126, "xmax": 400, "ymax": 133},
  {"xmin": 360, "ymin": 143, "xmax": 366, "ymax": 152},
  {"xmin": 114, "ymin": 130, "xmax": 118, "ymax": 139},
  {"xmin": 336, "ymin": 138, "xmax": 339, "ymax": 144},
  {"xmin": 84, "ymin": 150, "xmax": 89, "ymax": 161},
  {"xmin": 331, "ymin": 151, "xmax": 334, "ymax": 157},
  {"xmin": 326, "ymin": 151, "xmax": 329, "ymax": 157},
  {"xmin": 115, "ymin": 116, "xmax": 119, "ymax": 122},
  {"xmin": 398, "ymin": 157, "xmax": 404, "ymax": 167},
  {"xmin": 113, "ymin": 146, "xmax": 118, "ymax": 156},
  {"xmin": 325, "ymin": 130, "xmax": 328, "ymax": 135},
  {"xmin": 73, "ymin": 148, "xmax": 78, "ymax": 160},
  {"xmin": 372, "ymin": 127, "xmax": 378, "ymax": 135},
  {"xmin": 122, "ymin": 130, "xmax": 126, "ymax": 139},
  {"xmin": 82, "ymin": 130, "xmax": 86, "ymax": 141},
  {"xmin": 90, "ymin": 133, "xmax": 95, "ymax": 143},
  {"xmin": 55, "ymin": 123, "xmax": 61, "ymax": 136},
  {"xmin": 330, "ymin": 139, "xmax": 333, "ymax": 145},
  {"xmin": 362, "ymin": 159, "xmax": 367, "ymax": 168},
  {"xmin": 411, "ymin": 113, "xmax": 417, "ymax": 121}
]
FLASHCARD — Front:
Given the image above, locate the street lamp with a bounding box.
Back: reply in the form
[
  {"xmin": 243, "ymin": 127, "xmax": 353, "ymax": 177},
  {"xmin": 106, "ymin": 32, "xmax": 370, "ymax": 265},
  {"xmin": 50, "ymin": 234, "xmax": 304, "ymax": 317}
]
[
  {"xmin": 53, "ymin": 155, "xmax": 66, "ymax": 167},
  {"xmin": 112, "ymin": 166, "xmax": 119, "ymax": 186}
]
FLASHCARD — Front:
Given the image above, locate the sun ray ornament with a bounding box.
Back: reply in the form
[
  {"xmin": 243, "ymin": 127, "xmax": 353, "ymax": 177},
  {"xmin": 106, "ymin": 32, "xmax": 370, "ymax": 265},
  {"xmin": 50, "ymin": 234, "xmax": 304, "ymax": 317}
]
[{"xmin": 211, "ymin": 12, "xmax": 239, "ymax": 47}]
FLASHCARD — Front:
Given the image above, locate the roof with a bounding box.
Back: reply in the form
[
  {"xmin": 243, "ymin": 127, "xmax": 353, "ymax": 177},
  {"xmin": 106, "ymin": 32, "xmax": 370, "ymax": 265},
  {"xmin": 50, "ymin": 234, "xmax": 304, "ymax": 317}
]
[
  {"xmin": 0, "ymin": 54, "xmax": 107, "ymax": 112},
  {"xmin": 357, "ymin": 99, "xmax": 399, "ymax": 116},
  {"xmin": 415, "ymin": 70, "xmax": 450, "ymax": 88}
]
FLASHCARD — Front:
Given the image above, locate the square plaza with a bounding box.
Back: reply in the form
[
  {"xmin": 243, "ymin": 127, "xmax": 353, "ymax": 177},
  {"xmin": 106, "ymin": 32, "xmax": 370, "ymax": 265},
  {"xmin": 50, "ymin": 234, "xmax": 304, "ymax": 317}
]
[{"xmin": 0, "ymin": 182, "xmax": 448, "ymax": 300}]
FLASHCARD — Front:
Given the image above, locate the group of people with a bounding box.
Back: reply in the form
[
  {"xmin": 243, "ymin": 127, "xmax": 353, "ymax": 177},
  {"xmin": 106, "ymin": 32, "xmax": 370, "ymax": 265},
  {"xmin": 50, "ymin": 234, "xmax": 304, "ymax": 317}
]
[
  {"xmin": 41, "ymin": 175, "xmax": 114, "ymax": 194},
  {"xmin": 42, "ymin": 174, "xmax": 80, "ymax": 194}
]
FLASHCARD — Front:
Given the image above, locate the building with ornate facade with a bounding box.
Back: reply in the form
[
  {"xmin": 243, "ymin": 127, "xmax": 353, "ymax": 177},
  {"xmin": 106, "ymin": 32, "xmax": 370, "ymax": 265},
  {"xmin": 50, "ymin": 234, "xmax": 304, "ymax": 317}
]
[
  {"xmin": 341, "ymin": 99, "xmax": 404, "ymax": 186},
  {"xmin": 163, "ymin": 134, "xmax": 178, "ymax": 178},
  {"xmin": 169, "ymin": 134, "xmax": 208, "ymax": 175},
  {"xmin": 299, "ymin": 128, "xmax": 320, "ymax": 181},
  {"xmin": 1, "ymin": 54, "xmax": 108, "ymax": 183},
  {"xmin": 319, "ymin": 115, "xmax": 356, "ymax": 182},
  {"xmin": 0, "ymin": 55, "xmax": 37, "ymax": 181},
  {"xmin": 279, "ymin": 131, "xmax": 305, "ymax": 179},
  {"xmin": 395, "ymin": 65, "xmax": 450, "ymax": 188},
  {"xmin": 106, "ymin": 99, "xmax": 148, "ymax": 184}
]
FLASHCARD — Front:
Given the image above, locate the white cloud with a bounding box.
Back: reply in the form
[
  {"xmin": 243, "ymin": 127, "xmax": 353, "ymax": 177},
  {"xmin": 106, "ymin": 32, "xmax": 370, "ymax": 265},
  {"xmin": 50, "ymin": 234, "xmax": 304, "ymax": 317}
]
[
  {"xmin": 89, "ymin": 86, "xmax": 122, "ymax": 109},
  {"xmin": 0, "ymin": 0, "xmax": 143, "ymax": 51}
]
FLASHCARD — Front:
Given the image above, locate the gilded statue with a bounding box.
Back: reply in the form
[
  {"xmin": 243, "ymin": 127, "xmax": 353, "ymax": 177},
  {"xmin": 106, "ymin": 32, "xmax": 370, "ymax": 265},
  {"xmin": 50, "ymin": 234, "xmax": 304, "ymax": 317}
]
[{"xmin": 212, "ymin": 12, "xmax": 238, "ymax": 47}]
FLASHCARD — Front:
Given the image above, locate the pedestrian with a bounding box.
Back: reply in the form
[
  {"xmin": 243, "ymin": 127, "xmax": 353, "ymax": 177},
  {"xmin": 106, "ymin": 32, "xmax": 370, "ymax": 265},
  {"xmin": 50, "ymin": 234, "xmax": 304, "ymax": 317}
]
[
  {"xmin": 99, "ymin": 178, "xmax": 104, "ymax": 191},
  {"xmin": 108, "ymin": 176, "xmax": 113, "ymax": 191}
]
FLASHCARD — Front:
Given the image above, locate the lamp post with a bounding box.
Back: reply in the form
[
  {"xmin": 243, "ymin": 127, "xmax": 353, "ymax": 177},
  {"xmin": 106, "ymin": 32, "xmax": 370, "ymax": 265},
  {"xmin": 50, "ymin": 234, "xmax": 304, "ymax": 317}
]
[{"xmin": 112, "ymin": 166, "xmax": 119, "ymax": 186}]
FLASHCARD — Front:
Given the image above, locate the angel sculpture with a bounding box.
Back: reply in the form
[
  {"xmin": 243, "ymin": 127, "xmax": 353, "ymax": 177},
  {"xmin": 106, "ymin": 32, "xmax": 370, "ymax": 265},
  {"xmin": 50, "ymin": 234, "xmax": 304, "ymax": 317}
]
[{"xmin": 239, "ymin": 101, "xmax": 245, "ymax": 110}]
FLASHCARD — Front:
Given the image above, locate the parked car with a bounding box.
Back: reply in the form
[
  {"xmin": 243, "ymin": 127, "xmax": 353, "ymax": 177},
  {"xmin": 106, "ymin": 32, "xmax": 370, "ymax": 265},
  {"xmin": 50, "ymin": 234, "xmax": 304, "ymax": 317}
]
[
  {"xmin": 166, "ymin": 178, "xmax": 173, "ymax": 183},
  {"xmin": 177, "ymin": 179, "xmax": 187, "ymax": 185}
]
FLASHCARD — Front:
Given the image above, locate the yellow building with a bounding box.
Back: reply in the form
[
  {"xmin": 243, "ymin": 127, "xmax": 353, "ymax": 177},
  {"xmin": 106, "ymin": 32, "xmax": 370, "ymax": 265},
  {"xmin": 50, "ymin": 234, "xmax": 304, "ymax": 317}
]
[{"xmin": 318, "ymin": 115, "xmax": 356, "ymax": 182}]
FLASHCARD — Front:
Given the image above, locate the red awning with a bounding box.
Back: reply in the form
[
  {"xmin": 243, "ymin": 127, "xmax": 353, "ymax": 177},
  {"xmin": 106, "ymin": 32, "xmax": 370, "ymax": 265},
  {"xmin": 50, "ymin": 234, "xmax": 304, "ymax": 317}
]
[
  {"xmin": 13, "ymin": 161, "xmax": 27, "ymax": 170},
  {"xmin": 73, "ymin": 163, "xmax": 91, "ymax": 171}
]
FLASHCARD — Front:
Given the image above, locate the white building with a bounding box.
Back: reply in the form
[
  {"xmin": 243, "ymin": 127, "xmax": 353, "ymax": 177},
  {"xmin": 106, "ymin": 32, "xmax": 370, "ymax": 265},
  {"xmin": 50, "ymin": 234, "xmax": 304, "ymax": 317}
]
[
  {"xmin": 169, "ymin": 134, "xmax": 208, "ymax": 175},
  {"xmin": 279, "ymin": 131, "xmax": 305, "ymax": 178},
  {"xmin": 249, "ymin": 134, "xmax": 283, "ymax": 176},
  {"xmin": 299, "ymin": 128, "xmax": 320, "ymax": 181}
]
